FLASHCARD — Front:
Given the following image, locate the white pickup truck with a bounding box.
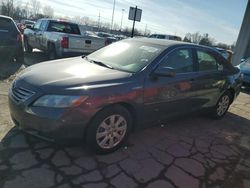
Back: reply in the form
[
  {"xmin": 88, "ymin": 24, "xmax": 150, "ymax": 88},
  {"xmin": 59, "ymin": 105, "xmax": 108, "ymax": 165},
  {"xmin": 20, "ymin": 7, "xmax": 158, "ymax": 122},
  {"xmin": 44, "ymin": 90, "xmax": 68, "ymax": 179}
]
[{"xmin": 24, "ymin": 19, "xmax": 107, "ymax": 59}]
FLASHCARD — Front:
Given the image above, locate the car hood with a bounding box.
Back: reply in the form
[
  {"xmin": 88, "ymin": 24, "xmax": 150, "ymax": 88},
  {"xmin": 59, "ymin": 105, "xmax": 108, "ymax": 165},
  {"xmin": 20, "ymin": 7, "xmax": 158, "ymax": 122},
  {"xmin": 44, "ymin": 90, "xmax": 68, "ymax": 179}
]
[{"xmin": 18, "ymin": 57, "xmax": 132, "ymax": 89}]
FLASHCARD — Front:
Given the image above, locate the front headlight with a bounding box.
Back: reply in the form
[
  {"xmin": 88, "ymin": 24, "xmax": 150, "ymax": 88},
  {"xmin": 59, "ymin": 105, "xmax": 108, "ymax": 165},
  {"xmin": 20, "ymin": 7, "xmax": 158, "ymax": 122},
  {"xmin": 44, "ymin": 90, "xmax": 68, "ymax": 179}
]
[{"xmin": 33, "ymin": 95, "xmax": 88, "ymax": 108}]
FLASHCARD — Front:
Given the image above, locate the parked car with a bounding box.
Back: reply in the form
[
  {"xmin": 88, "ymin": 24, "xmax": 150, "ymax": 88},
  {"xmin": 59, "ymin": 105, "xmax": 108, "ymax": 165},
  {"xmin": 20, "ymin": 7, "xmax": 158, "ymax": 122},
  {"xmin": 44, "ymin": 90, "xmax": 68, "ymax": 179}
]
[
  {"xmin": 149, "ymin": 34, "xmax": 182, "ymax": 41},
  {"xmin": 114, "ymin": 34, "xmax": 127, "ymax": 41},
  {"xmin": 0, "ymin": 15, "xmax": 24, "ymax": 63},
  {"xmin": 21, "ymin": 19, "xmax": 36, "ymax": 27},
  {"xmin": 96, "ymin": 32, "xmax": 117, "ymax": 44},
  {"xmin": 238, "ymin": 57, "xmax": 250, "ymax": 87},
  {"xmin": 9, "ymin": 38, "xmax": 242, "ymax": 153},
  {"xmin": 23, "ymin": 19, "xmax": 107, "ymax": 59}
]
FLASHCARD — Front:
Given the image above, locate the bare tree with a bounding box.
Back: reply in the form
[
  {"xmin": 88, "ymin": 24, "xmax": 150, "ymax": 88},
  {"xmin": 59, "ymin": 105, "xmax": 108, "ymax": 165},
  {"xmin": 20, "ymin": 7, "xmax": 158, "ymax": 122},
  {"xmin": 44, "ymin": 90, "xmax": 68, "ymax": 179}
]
[
  {"xmin": 30, "ymin": 0, "xmax": 41, "ymax": 17},
  {"xmin": 199, "ymin": 33, "xmax": 216, "ymax": 47},
  {"xmin": 22, "ymin": 1, "xmax": 30, "ymax": 18},
  {"xmin": 191, "ymin": 32, "xmax": 202, "ymax": 44},
  {"xmin": 43, "ymin": 5, "xmax": 54, "ymax": 18},
  {"xmin": 82, "ymin": 16, "xmax": 90, "ymax": 26},
  {"xmin": 183, "ymin": 32, "xmax": 203, "ymax": 44},
  {"xmin": 1, "ymin": 0, "xmax": 14, "ymax": 16}
]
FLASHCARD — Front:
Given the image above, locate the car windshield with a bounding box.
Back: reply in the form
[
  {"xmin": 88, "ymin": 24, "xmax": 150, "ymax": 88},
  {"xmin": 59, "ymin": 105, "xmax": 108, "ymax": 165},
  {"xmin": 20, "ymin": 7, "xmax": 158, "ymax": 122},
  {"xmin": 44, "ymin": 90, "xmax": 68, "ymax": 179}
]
[{"xmin": 86, "ymin": 40, "xmax": 165, "ymax": 73}]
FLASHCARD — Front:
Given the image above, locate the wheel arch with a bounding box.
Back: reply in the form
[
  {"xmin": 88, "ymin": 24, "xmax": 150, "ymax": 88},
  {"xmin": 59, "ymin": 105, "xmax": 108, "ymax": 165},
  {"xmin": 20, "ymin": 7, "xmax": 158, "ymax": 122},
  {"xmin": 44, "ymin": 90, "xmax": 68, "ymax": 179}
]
[{"xmin": 83, "ymin": 102, "xmax": 138, "ymax": 141}]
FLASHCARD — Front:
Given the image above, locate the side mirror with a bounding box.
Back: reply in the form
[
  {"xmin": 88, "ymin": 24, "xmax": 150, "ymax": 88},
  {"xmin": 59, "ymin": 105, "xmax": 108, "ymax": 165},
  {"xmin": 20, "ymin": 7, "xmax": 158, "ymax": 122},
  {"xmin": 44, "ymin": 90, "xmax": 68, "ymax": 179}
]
[{"xmin": 152, "ymin": 67, "xmax": 176, "ymax": 77}]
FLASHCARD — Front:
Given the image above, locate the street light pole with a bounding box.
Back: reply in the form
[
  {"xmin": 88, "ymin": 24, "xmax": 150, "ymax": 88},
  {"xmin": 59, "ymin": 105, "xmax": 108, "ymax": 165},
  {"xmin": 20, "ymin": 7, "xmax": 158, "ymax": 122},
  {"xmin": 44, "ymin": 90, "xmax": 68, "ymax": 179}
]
[
  {"xmin": 111, "ymin": 0, "xmax": 116, "ymax": 32},
  {"xmin": 120, "ymin": 9, "xmax": 125, "ymax": 31}
]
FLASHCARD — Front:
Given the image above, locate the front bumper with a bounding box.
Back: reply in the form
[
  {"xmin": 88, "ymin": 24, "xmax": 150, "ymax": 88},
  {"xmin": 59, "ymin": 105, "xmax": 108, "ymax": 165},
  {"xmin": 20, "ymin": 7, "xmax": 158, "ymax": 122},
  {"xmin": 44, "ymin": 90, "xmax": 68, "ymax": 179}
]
[{"xmin": 8, "ymin": 93, "xmax": 91, "ymax": 142}]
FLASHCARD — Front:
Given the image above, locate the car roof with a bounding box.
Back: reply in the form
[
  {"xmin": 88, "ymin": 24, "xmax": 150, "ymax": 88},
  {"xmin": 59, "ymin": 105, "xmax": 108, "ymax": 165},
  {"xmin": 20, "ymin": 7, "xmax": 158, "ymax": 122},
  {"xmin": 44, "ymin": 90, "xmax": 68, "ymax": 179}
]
[
  {"xmin": 123, "ymin": 38, "xmax": 223, "ymax": 56},
  {"xmin": 125, "ymin": 37, "xmax": 206, "ymax": 48},
  {"xmin": 0, "ymin": 15, "xmax": 13, "ymax": 20}
]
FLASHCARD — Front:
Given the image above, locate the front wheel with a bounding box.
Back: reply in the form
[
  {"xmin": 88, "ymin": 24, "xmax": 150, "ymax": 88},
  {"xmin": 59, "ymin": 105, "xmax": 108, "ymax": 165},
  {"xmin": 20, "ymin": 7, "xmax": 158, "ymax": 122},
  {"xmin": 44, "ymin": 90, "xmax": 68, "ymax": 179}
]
[
  {"xmin": 86, "ymin": 105, "xmax": 132, "ymax": 154},
  {"xmin": 211, "ymin": 91, "xmax": 232, "ymax": 119}
]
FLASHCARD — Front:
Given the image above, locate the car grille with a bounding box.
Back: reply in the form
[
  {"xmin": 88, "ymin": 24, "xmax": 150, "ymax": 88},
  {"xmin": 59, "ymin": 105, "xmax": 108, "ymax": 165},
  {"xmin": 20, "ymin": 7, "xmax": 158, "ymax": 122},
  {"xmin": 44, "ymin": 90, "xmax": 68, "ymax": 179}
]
[{"xmin": 11, "ymin": 87, "xmax": 35, "ymax": 103}]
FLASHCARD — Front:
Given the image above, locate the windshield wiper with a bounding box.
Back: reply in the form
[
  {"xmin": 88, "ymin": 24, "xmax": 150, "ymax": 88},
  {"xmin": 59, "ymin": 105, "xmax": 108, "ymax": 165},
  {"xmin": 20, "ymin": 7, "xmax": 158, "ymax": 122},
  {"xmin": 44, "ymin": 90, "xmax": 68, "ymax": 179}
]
[
  {"xmin": 92, "ymin": 60, "xmax": 114, "ymax": 69},
  {"xmin": 84, "ymin": 57, "xmax": 114, "ymax": 69}
]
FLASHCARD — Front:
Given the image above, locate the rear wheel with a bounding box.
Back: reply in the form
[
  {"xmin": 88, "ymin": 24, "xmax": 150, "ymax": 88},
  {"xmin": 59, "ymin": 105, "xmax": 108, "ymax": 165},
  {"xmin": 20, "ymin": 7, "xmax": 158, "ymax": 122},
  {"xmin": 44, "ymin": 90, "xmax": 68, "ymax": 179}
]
[
  {"xmin": 47, "ymin": 44, "xmax": 57, "ymax": 60},
  {"xmin": 211, "ymin": 91, "xmax": 232, "ymax": 119},
  {"xmin": 86, "ymin": 105, "xmax": 132, "ymax": 154}
]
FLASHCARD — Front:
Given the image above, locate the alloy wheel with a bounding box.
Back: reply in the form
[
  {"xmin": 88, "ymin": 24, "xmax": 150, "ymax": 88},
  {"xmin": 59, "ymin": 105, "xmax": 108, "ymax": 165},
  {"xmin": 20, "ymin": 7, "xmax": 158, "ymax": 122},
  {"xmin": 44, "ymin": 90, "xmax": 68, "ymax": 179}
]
[
  {"xmin": 96, "ymin": 114, "xmax": 127, "ymax": 149},
  {"xmin": 216, "ymin": 95, "xmax": 230, "ymax": 116}
]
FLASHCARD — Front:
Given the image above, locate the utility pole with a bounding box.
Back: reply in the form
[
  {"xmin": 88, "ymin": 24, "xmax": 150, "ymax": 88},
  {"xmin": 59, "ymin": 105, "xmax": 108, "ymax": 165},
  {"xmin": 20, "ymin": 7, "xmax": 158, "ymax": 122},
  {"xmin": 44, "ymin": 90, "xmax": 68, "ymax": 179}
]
[
  {"xmin": 98, "ymin": 12, "xmax": 101, "ymax": 31},
  {"xmin": 111, "ymin": 0, "xmax": 116, "ymax": 32},
  {"xmin": 120, "ymin": 9, "xmax": 125, "ymax": 31}
]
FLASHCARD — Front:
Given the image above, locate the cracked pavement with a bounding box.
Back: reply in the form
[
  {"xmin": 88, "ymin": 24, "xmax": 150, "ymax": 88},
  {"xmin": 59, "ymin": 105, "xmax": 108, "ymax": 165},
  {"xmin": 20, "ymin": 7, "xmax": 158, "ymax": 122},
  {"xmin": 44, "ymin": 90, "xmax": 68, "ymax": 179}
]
[{"xmin": 0, "ymin": 56, "xmax": 250, "ymax": 188}]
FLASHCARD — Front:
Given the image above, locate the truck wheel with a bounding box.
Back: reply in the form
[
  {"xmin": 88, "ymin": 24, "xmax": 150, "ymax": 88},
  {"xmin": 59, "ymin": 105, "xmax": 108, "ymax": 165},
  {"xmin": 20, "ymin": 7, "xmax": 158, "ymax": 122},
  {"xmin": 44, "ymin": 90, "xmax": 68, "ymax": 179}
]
[
  {"xmin": 24, "ymin": 38, "xmax": 33, "ymax": 53},
  {"xmin": 86, "ymin": 105, "xmax": 132, "ymax": 154},
  {"xmin": 48, "ymin": 44, "xmax": 57, "ymax": 60}
]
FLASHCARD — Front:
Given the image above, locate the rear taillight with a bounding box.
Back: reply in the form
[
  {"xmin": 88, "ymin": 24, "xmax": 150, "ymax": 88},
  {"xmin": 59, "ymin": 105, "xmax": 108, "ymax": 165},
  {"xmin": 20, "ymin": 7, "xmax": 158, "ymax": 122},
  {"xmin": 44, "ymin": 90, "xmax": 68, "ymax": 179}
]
[{"xmin": 61, "ymin": 37, "xmax": 69, "ymax": 48}]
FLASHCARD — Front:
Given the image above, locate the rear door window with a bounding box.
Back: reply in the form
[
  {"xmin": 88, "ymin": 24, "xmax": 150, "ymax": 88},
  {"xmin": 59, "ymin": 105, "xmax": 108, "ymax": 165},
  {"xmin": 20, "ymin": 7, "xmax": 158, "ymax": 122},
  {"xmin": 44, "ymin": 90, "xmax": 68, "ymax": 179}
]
[
  {"xmin": 157, "ymin": 35, "xmax": 166, "ymax": 39},
  {"xmin": 47, "ymin": 21, "xmax": 80, "ymax": 35},
  {"xmin": 196, "ymin": 50, "xmax": 219, "ymax": 71}
]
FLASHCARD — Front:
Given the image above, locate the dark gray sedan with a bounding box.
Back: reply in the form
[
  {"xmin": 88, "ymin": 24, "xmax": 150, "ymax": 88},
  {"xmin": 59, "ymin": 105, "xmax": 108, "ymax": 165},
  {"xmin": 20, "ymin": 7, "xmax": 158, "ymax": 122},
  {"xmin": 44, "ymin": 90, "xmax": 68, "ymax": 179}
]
[
  {"xmin": 9, "ymin": 38, "xmax": 243, "ymax": 153},
  {"xmin": 0, "ymin": 15, "xmax": 24, "ymax": 63}
]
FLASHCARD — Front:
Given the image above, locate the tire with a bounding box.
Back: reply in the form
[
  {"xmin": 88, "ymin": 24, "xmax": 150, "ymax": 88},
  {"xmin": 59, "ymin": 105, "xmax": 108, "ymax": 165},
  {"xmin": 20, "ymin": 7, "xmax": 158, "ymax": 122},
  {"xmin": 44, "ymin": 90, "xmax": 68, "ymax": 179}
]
[
  {"xmin": 86, "ymin": 105, "xmax": 132, "ymax": 154},
  {"xmin": 24, "ymin": 38, "xmax": 32, "ymax": 53},
  {"xmin": 211, "ymin": 91, "xmax": 232, "ymax": 119},
  {"xmin": 47, "ymin": 44, "xmax": 57, "ymax": 60}
]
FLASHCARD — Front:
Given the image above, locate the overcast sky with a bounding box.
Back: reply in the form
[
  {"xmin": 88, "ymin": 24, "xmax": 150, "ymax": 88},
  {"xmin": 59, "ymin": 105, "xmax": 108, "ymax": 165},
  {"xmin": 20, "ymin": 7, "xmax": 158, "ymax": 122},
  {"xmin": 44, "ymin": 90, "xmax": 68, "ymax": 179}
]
[{"xmin": 22, "ymin": 0, "xmax": 248, "ymax": 44}]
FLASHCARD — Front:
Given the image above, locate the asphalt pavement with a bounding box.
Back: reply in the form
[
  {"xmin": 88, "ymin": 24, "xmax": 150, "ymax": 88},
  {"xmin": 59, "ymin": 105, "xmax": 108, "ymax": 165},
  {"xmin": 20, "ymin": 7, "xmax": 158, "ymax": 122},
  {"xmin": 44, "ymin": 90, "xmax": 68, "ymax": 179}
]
[{"xmin": 0, "ymin": 51, "xmax": 250, "ymax": 188}]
